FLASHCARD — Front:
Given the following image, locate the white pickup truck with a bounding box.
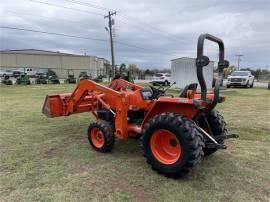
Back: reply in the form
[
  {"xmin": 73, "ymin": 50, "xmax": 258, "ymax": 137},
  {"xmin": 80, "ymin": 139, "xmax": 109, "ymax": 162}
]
[
  {"xmin": 227, "ymin": 71, "xmax": 254, "ymax": 88},
  {"xmin": 16, "ymin": 68, "xmax": 37, "ymax": 77}
]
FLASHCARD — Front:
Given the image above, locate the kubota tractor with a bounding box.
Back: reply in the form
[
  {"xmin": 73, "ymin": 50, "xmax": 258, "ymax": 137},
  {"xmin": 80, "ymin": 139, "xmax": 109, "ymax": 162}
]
[{"xmin": 42, "ymin": 34, "xmax": 237, "ymax": 177}]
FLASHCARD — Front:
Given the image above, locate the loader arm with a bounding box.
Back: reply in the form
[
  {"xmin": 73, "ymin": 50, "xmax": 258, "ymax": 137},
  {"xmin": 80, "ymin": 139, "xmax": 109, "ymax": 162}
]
[
  {"xmin": 65, "ymin": 80, "xmax": 121, "ymax": 115},
  {"xmin": 43, "ymin": 79, "xmax": 129, "ymax": 138}
]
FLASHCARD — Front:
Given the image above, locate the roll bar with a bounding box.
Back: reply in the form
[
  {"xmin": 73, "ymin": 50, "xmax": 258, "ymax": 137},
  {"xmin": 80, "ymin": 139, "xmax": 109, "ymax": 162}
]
[{"xmin": 195, "ymin": 33, "xmax": 229, "ymax": 106}]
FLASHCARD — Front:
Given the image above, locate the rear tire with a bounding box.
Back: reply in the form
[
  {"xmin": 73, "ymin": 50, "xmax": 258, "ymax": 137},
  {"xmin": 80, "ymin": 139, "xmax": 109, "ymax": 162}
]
[
  {"xmin": 88, "ymin": 120, "xmax": 115, "ymax": 153},
  {"xmin": 200, "ymin": 110, "xmax": 227, "ymax": 156},
  {"xmin": 142, "ymin": 113, "xmax": 204, "ymax": 178}
]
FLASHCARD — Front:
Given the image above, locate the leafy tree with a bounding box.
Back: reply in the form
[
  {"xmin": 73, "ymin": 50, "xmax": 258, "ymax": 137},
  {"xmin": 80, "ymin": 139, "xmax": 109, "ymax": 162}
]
[
  {"xmin": 224, "ymin": 66, "xmax": 236, "ymax": 78},
  {"xmin": 127, "ymin": 64, "xmax": 139, "ymax": 74}
]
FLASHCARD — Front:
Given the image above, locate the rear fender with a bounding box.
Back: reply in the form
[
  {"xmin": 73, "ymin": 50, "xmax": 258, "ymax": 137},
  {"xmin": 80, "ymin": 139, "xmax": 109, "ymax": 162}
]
[{"xmin": 141, "ymin": 98, "xmax": 199, "ymax": 128}]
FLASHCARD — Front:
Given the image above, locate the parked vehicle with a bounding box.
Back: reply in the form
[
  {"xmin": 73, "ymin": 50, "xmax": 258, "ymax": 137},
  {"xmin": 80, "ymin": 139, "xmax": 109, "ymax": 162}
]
[
  {"xmin": 227, "ymin": 71, "xmax": 254, "ymax": 88},
  {"xmin": 35, "ymin": 72, "xmax": 48, "ymax": 78},
  {"xmin": 35, "ymin": 73, "xmax": 48, "ymax": 84},
  {"xmin": 0, "ymin": 70, "xmax": 13, "ymax": 77},
  {"xmin": 93, "ymin": 75, "xmax": 104, "ymax": 83},
  {"xmin": 150, "ymin": 73, "xmax": 171, "ymax": 86},
  {"xmin": 13, "ymin": 71, "xmax": 22, "ymax": 78},
  {"xmin": 212, "ymin": 72, "xmax": 224, "ymax": 87},
  {"xmin": 48, "ymin": 75, "xmax": 60, "ymax": 84},
  {"xmin": 79, "ymin": 71, "xmax": 92, "ymax": 80},
  {"xmin": 17, "ymin": 68, "xmax": 37, "ymax": 77}
]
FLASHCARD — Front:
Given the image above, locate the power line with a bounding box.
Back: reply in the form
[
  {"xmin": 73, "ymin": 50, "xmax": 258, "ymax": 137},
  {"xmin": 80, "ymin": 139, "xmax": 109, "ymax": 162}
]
[
  {"xmin": 63, "ymin": 0, "xmax": 113, "ymax": 12},
  {"xmin": 2, "ymin": 10, "xmax": 94, "ymax": 27},
  {"xmin": 53, "ymin": 0, "xmax": 189, "ymax": 44},
  {"xmin": 27, "ymin": 0, "xmax": 169, "ymax": 49},
  {"xmin": 0, "ymin": 26, "xmax": 166, "ymax": 54},
  {"xmin": 0, "ymin": 26, "xmax": 108, "ymax": 41},
  {"xmin": 28, "ymin": 0, "xmax": 203, "ymax": 53},
  {"xmin": 29, "ymin": 0, "xmax": 104, "ymax": 16}
]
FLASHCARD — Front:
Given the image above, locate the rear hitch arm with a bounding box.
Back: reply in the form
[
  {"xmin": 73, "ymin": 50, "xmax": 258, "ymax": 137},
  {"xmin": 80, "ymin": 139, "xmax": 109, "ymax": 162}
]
[
  {"xmin": 226, "ymin": 134, "xmax": 239, "ymax": 139},
  {"xmin": 194, "ymin": 124, "xmax": 239, "ymax": 150},
  {"xmin": 194, "ymin": 124, "xmax": 227, "ymax": 149}
]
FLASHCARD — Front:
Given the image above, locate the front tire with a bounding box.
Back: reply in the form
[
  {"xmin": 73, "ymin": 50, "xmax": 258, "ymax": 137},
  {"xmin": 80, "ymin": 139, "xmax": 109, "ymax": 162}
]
[
  {"xmin": 142, "ymin": 113, "xmax": 204, "ymax": 178},
  {"xmin": 88, "ymin": 120, "xmax": 115, "ymax": 153},
  {"xmin": 245, "ymin": 81, "xmax": 250, "ymax": 88}
]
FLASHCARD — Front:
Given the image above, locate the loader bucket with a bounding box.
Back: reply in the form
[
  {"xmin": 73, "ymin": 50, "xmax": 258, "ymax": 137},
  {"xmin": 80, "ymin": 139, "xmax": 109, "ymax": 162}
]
[
  {"xmin": 42, "ymin": 92, "xmax": 96, "ymax": 117},
  {"xmin": 42, "ymin": 94, "xmax": 70, "ymax": 117}
]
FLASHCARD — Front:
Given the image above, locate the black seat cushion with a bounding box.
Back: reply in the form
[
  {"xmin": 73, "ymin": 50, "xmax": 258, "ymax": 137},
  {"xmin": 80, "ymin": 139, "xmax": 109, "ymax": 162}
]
[{"xmin": 179, "ymin": 83, "xmax": 198, "ymax": 97}]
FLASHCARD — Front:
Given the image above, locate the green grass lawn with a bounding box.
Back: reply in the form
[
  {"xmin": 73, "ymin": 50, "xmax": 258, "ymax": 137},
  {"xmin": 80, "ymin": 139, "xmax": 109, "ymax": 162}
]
[{"xmin": 0, "ymin": 84, "xmax": 270, "ymax": 201}]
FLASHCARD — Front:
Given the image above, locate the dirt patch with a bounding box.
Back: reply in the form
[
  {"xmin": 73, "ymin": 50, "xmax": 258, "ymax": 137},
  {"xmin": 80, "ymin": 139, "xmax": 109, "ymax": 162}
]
[
  {"xmin": 0, "ymin": 190, "xmax": 11, "ymax": 200},
  {"xmin": 111, "ymin": 179, "xmax": 153, "ymax": 202},
  {"xmin": 254, "ymin": 188, "xmax": 270, "ymax": 201},
  {"xmin": 44, "ymin": 136, "xmax": 84, "ymax": 158}
]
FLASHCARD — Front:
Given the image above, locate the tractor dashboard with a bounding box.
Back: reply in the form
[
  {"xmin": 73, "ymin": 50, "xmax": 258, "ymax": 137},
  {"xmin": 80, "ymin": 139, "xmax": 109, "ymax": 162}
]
[{"xmin": 140, "ymin": 89, "xmax": 153, "ymax": 100}]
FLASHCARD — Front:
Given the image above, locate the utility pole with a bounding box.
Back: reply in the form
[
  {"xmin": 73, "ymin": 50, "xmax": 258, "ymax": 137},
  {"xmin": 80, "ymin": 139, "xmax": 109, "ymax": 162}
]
[
  {"xmin": 105, "ymin": 11, "xmax": 116, "ymax": 78},
  {"xmin": 235, "ymin": 54, "xmax": 244, "ymax": 70}
]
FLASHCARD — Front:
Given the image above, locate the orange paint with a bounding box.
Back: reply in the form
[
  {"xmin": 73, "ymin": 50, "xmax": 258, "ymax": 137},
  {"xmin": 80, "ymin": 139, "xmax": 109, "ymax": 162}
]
[{"xmin": 42, "ymin": 79, "xmax": 224, "ymax": 139}]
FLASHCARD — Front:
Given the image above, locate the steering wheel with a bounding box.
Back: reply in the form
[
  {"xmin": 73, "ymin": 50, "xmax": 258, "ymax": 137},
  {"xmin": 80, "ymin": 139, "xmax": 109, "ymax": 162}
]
[{"xmin": 149, "ymin": 85, "xmax": 165, "ymax": 99}]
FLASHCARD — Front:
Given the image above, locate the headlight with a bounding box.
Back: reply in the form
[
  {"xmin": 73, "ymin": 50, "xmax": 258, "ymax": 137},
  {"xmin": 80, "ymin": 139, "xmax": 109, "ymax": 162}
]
[
  {"xmin": 242, "ymin": 79, "xmax": 246, "ymax": 81},
  {"xmin": 228, "ymin": 78, "xmax": 231, "ymax": 81}
]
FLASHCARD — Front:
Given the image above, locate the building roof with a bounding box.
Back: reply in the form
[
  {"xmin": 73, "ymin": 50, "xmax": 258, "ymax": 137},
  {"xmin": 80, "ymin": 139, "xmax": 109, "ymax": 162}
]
[
  {"xmin": 0, "ymin": 49, "xmax": 75, "ymax": 55},
  {"xmin": 0, "ymin": 49, "xmax": 110, "ymax": 63},
  {"xmin": 171, "ymin": 57, "xmax": 214, "ymax": 63}
]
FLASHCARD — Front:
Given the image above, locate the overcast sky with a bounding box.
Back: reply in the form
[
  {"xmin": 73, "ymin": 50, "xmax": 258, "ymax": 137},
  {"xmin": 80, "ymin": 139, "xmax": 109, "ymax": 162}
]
[{"xmin": 0, "ymin": 0, "xmax": 269, "ymax": 69}]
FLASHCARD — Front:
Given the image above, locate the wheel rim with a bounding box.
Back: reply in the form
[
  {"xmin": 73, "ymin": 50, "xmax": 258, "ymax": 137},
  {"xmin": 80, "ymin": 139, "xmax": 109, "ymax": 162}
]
[
  {"xmin": 150, "ymin": 129, "xmax": 181, "ymax": 165},
  {"xmin": 90, "ymin": 128, "xmax": 105, "ymax": 148}
]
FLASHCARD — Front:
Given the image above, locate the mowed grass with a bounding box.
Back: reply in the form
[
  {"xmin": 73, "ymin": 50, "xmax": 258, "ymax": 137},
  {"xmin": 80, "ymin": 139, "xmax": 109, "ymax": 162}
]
[{"xmin": 0, "ymin": 84, "xmax": 270, "ymax": 202}]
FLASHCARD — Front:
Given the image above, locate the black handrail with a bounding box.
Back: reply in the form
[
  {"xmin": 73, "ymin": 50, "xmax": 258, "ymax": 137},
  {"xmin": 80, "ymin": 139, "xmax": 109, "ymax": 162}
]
[{"xmin": 196, "ymin": 33, "xmax": 229, "ymax": 105}]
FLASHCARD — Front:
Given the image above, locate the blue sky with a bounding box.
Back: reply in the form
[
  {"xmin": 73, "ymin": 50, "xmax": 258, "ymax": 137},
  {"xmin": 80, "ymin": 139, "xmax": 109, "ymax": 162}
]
[{"xmin": 0, "ymin": 0, "xmax": 269, "ymax": 69}]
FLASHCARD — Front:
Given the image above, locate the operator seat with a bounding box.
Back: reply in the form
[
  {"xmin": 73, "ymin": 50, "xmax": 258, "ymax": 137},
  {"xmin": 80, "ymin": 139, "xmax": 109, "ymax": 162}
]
[{"xmin": 179, "ymin": 83, "xmax": 198, "ymax": 98}]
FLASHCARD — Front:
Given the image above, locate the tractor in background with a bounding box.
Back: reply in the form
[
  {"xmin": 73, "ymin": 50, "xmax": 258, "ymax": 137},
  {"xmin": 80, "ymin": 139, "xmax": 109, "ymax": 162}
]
[
  {"xmin": 79, "ymin": 71, "xmax": 92, "ymax": 81},
  {"xmin": 47, "ymin": 70, "xmax": 60, "ymax": 84},
  {"xmin": 35, "ymin": 72, "xmax": 48, "ymax": 84},
  {"xmin": 64, "ymin": 70, "xmax": 76, "ymax": 84},
  {"xmin": 1, "ymin": 75, "xmax": 13, "ymax": 85},
  {"xmin": 48, "ymin": 75, "xmax": 60, "ymax": 84},
  {"xmin": 93, "ymin": 75, "xmax": 104, "ymax": 83},
  {"xmin": 16, "ymin": 74, "xmax": 31, "ymax": 85}
]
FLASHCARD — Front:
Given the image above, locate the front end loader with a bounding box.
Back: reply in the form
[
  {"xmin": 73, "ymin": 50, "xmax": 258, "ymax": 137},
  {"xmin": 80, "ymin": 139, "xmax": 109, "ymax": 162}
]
[{"xmin": 42, "ymin": 34, "xmax": 236, "ymax": 177}]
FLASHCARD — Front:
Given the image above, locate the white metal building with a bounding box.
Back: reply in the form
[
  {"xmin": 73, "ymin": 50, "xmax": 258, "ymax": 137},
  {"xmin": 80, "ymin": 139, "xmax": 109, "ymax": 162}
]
[
  {"xmin": 171, "ymin": 57, "xmax": 214, "ymax": 89},
  {"xmin": 0, "ymin": 49, "xmax": 110, "ymax": 78}
]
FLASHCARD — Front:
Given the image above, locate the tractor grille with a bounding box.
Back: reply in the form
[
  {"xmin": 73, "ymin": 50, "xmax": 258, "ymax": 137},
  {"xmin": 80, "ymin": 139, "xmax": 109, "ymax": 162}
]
[{"xmin": 231, "ymin": 78, "xmax": 242, "ymax": 82}]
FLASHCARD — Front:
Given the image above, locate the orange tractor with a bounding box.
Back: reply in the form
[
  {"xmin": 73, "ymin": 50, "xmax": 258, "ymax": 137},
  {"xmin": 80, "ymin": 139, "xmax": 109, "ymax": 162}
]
[{"xmin": 43, "ymin": 34, "xmax": 236, "ymax": 177}]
